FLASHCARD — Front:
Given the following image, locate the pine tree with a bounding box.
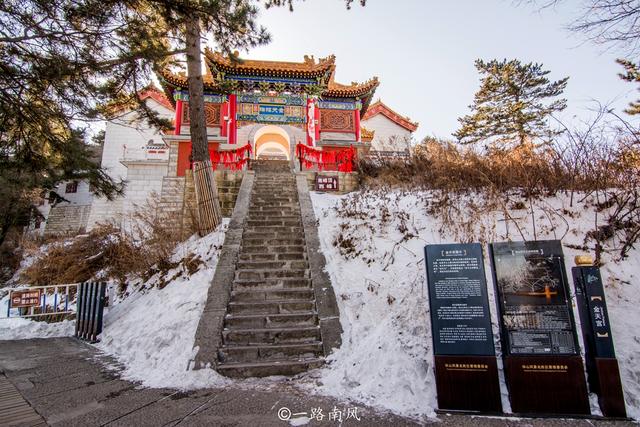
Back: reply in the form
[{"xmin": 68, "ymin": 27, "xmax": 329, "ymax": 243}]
[
  {"xmin": 454, "ymin": 59, "xmax": 569, "ymax": 147},
  {"xmin": 0, "ymin": 0, "xmax": 363, "ymax": 243},
  {"xmin": 617, "ymin": 59, "xmax": 640, "ymax": 115}
]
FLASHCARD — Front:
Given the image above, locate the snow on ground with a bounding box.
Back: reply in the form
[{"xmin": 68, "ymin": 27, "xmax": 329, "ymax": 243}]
[
  {"xmin": 2, "ymin": 189, "xmax": 639, "ymax": 421},
  {"xmin": 307, "ymin": 189, "xmax": 640, "ymax": 421},
  {"xmin": 0, "ymin": 316, "xmax": 75, "ymax": 340},
  {"xmin": 0, "ymin": 220, "xmax": 232, "ymax": 390},
  {"xmin": 95, "ymin": 220, "xmax": 231, "ymax": 389}
]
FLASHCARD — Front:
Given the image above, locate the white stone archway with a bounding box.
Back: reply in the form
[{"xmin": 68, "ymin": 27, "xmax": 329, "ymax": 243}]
[
  {"xmin": 237, "ymin": 123, "xmax": 306, "ymax": 167},
  {"xmin": 256, "ymin": 141, "xmax": 290, "ymax": 160}
]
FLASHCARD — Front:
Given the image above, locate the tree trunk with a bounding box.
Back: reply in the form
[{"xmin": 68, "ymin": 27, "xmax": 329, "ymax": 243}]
[{"xmin": 185, "ymin": 16, "xmax": 222, "ymax": 235}]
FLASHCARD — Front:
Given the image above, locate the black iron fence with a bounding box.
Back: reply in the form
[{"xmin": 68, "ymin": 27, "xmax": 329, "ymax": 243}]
[{"xmin": 75, "ymin": 282, "xmax": 107, "ymax": 343}]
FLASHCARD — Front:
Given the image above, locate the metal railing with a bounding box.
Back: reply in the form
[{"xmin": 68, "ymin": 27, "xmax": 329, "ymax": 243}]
[{"xmin": 4, "ymin": 283, "xmax": 79, "ymax": 319}]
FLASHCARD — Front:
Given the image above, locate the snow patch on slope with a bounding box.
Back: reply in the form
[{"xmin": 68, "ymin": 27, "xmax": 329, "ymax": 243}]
[
  {"xmin": 0, "ymin": 221, "xmax": 231, "ymax": 390},
  {"xmin": 96, "ymin": 221, "xmax": 231, "ymax": 389},
  {"xmin": 308, "ymin": 190, "xmax": 640, "ymax": 420}
]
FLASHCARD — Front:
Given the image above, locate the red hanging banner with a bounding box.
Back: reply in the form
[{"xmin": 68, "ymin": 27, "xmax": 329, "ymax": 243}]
[{"xmin": 296, "ymin": 144, "xmax": 356, "ymax": 172}]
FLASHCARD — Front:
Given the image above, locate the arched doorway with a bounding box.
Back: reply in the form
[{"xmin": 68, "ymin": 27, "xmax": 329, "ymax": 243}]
[{"xmin": 254, "ymin": 125, "xmax": 291, "ymax": 160}]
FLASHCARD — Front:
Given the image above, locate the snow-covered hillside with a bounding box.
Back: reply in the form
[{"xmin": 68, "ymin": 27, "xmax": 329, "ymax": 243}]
[
  {"xmin": 95, "ymin": 223, "xmax": 231, "ymax": 389},
  {"xmin": 0, "ymin": 221, "xmax": 232, "ymax": 389},
  {"xmin": 307, "ymin": 190, "xmax": 640, "ymax": 420},
  {"xmin": 1, "ymin": 190, "xmax": 638, "ymax": 422}
]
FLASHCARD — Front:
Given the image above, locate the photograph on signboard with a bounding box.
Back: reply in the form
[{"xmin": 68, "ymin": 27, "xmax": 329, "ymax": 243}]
[{"xmin": 491, "ymin": 241, "xmax": 578, "ymax": 356}]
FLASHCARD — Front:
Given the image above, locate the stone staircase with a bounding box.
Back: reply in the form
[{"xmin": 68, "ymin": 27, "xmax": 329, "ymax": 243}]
[{"xmin": 215, "ymin": 160, "xmax": 325, "ymax": 377}]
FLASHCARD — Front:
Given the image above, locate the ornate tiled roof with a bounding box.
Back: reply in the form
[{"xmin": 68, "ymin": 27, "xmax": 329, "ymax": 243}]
[
  {"xmin": 362, "ymin": 100, "xmax": 418, "ymax": 132},
  {"xmin": 325, "ymin": 76, "xmax": 380, "ymax": 98},
  {"xmin": 361, "ymin": 127, "xmax": 375, "ymax": 142},
  {"xmin": 157, "ymin": 52, "xmax": 380, "ymax": 114},
  {"xmin": 205, "ymin": 49, "xmax": 336, "ymax": 79},
  {"xmin": 138, "ymin": 86, "xmax": 174, "ymax": 110},
  {"xmin": 158, "ymin": 68, "xmax": 219, "ymax": 90}
]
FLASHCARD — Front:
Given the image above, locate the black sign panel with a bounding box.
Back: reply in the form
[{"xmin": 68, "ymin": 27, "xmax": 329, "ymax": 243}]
[
  {"xmin": 490, "ymin": 240, "xmax": 580, "ymax": 356},
  {"xmin": 573, "ymin": 266, "xmax": 616, "ymax": 358},
  {"xmin": 315, "ymin": 175, "xmax": 339, "ymax": 191},
  {"xmin": 425, "ymin": 243, "xmax": 495, "ymax": 356}
]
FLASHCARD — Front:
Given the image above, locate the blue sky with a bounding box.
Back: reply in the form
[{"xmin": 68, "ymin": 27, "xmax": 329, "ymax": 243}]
[{"xmin": 244, "ymin": 0, "xmax": 638, "ymax": 141}]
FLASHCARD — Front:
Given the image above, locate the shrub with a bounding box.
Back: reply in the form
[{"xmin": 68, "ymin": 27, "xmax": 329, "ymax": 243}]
[{"xmin": 21, "ymin": 198, "xmax": 187, "ymax": 286}]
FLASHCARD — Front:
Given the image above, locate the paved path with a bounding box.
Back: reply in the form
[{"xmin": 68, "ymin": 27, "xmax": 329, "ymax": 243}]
[{"xmin": 0, "ymin": 338, "xmax": 635, "ymax": 426}]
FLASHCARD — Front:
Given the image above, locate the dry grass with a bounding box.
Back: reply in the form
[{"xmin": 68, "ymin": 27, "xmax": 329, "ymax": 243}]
[
  {"xmin": 21, "ymin": 198, "xmax": 189, "ymax": 286},
  {"xmin": 358, "ymin": 136, "xmax": 640, "ymax": 262}
]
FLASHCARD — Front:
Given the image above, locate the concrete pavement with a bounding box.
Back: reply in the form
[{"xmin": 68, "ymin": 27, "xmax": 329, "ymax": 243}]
[{"xmin": 0, "ymin": 338, "xmax": 635, "ymax": 426}]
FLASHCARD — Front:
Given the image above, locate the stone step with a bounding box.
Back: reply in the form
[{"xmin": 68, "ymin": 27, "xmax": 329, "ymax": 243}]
[
  {"xmin": 232, "ymin": 277, "xmax": 312, "ymax": 290},
  {"xmin": 253, "ymin": 188, "xmax": 297, "ymax": 192},
  {"xmin": 222, "ymin": 326, "xmax": 321, "ymax": 345},
  {"xmin": 249, "ymin": 202, "xmax": 299, "ymax": 208},
  {"xmin": 235, "ymin": 269, "xmax": 308, "ymax": 280},
  {"xmin": 216, "ymin": 358, "xmax": 324, "ymax": 378},
  {"xmin": 246, "ymin": 214, "xmax": 300, "ymax": 221},
  {"xmin": 228, "ymin": 300, "xmax": 315, "ymax": 314},
  {"xmin": 252, "ymin": 192, "xmax": 297, "ymax": 197},
  {"xmin": 230, "ymin": 288, "xmax": 314, "ymax": 303},
  {"xmin": 224, "ymin": 312, "xmax": 317, "ymax": 329},
  {"xmin": 251, "ymin": 196, "xmax": 297, "ymax": 201},
  {"xmin": 218, "ymin": 342, "xmax": 323, "ymax": 364},
  {"xmin": 242, "ymin": 231, "xmax": 303, "ymax": 240},
  {"xmin": 236, "ymin": 260, "xmax": 308, "ymax": 270},
  {"xmin": 240, "ymin": 244, "xmax": 306, "ymax": 254},
  {"xmin": 248, "ymin": 205, "xmax": 299, "ymax": 211},
  {"xmin": 246, "ymin": 216, "xmax": 300, "ymax": 223},
  {"xmin": 246, "ymin": 219, "xmax": 301, "ymax": 227},
  {"xmin": 239, "ymin": 252, "xmax": 306, "ymax": 262},
  {"xmin": 244, "ymin": 226, "xmax": 303, "ymax": 234},
  {"xmin": 241, "ymin": 236, "xmax": 305, "ymax": 246},
  {"xmin": 247, "ymin": 212, "xmax": 302, "ymax": 219}
]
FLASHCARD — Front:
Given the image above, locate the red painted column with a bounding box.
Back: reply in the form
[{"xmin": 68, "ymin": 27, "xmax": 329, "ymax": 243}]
[
  {"xmin": 220, "ymin": 100, "xmax": 229, "ymax": 137},
  {"xmin": 229, "ymin": 94, "xmax": 237, "ymax": 144},
  {"xmin": 314, "ymin": 102, "xmax": 320, "ymax": 143},
  {"xmin": 306, "ymin": 98, "xmax": 314, "ymax": 146},
  {"xmin": 174, "ymin": 99, "xmax": 183, "ymax": 136},
  {"xmin": 354, "ymin": 108, "xmax": 361, "ymax": 142}
]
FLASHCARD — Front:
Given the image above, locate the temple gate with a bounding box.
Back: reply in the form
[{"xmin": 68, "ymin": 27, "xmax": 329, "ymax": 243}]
[{"xmin": 158, "ymin": 51, "xmax": 379, "ymax": 173}]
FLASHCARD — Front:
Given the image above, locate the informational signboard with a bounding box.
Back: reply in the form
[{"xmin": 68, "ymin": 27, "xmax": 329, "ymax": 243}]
[
  {"xmin": 573, "ymin": 266, "xmax": 626, "ymax": 417},
  {"xmin": 573, "ymin": 266, "xmax": 615, "ymax": 358},
  {"xmin": 425, "ymin": 243, "xmax": 495, "ymax": 356},
  {"xmin": 315, "ymin": 175, "xmax": 339, "ymax": 192},
  {"xmin": 10, "ymin": 289, "xmax": 41, "ymax": 308},
  {"xmin": 424, "ymin": 243, "xmax": 502, "ymax": 413},
  {"xmin": 489, "ymin": 240, "xmax": 590, "ymax": 415},
  {"xmin": 490, "ymin": 240, "xmax": 579, "ymax": 356}
]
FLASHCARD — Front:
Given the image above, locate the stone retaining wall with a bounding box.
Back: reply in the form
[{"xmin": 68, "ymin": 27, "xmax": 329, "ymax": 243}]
[{"xmin": 44, "ymin": 204, "xmax": 92, "ymax": 236}]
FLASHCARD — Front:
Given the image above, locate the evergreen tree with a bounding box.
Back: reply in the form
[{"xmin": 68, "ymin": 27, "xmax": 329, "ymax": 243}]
[
  {"xmin": 617, "ymin": 59, "xmax": 640, "ymax": 115},
  {"xmin": 454, "ymin": 59, "xmax": 568, "ymax": 147},
  {"xmin": 0, "ymin": 0, "xmax": 363, "ymax": 243}
]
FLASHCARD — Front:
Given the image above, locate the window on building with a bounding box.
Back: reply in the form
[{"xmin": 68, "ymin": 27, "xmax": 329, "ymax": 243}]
[{"xmin": 65, "ymin": 181, "xmax": 78, "ymax": 194}]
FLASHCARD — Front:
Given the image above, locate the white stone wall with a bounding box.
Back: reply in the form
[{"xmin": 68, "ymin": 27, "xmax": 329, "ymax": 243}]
[
  {"xmin": 86, "ymin": 99, "xmax": 173, "ymax": 229},
  {"xmin": 320, "ymin": 131, "xmax": 355, "ymax": 142},
  {"xmin": 101, "ymin": 99, "xmax": 173, "ymax": 182},
  {"xmin": 361, "ymin": 114, "xmax": 412, "ymax": 151}
]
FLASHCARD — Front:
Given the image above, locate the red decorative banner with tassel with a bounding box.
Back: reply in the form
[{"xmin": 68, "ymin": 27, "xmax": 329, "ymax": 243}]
[
  {"xmin": 210, "ymin": 143, "xmax": 252, "ymax": 171},
  {"xmin": 296, "ymin": 143, "xmax": 356, "ymax": 172}
]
